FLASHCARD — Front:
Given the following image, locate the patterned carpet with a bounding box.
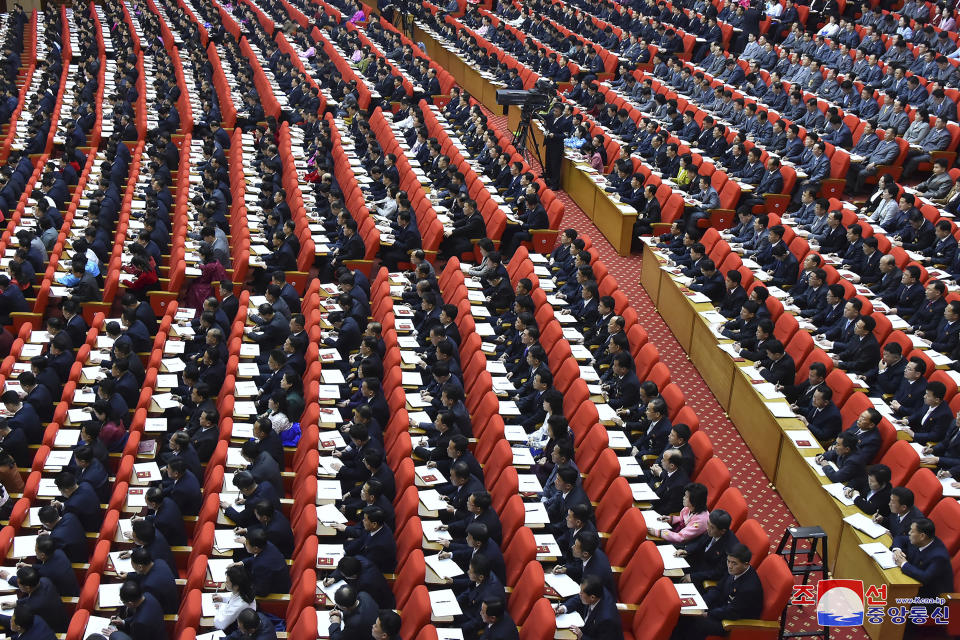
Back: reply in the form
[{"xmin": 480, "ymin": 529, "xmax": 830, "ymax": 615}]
[{"xmin": 487, "ymin": 113, "xmax": 870, "ymax": 640}]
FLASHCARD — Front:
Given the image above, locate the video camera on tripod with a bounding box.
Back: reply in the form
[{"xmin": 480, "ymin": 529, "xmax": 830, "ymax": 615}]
[
  {"xmin": 495, "ymin": 79, "xmax": 557, "ymax": 162},
  {"xmin": 495, "ymin": 78, "xmax": 556, "ymax": 114}
]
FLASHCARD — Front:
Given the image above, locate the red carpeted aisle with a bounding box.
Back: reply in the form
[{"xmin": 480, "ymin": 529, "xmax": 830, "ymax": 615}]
[{"xmin": 486, "ymin": 113, "xmax": 869, "ymax": 639}]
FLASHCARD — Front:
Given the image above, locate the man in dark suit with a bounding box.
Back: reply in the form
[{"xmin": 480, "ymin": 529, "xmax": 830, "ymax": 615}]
[
  {"xmin": 834, "ymin": 315, "xmax": 881, "ymax": 375},
  {"xmin": 865, "ymin": 343, "xmax": 908, "ymax": 397},
  {"xmin": 900, "ymin": 381, "xmax": 953, "ymax": 444},
  {"xmin": 7, "ymin": 605, "xmax": 56, "ymax": 640},
  {"xmin": 225, "ymin": 608, "xmax": 277, "ymax": 640},
  {"xmin": 162, "ymin": 458, "xmax": 202, "ymax": 517},
  {"xmin": 17, "ymin": 373, "xmax": 52, "ymax": 423},
  {"xmin": 890, "ymin": 358, "xmax": 928, "ymax": 418},
  {"xmin": 222, "ymin": 470, "xmax": 279, "ymax": 526},
  {"xmin": 689, "ymin": 259, "xmax": 725, "ymax": 303},
  {"xmin": 239, "ymin": 529, "xmax": 291, "ymax": 596},
  {"xmin": 800, "ymin": 387, "xmax": 843, "ymax": 443},
  {"xmin": 648, "ymin": 449, "xmax": 691, "ymax": 515},
  {"xmin": 718, "ymin": 271, "xmax": 748, "ymax": 318},
  {"xmin": 2, "ymin": 536, "xmax": 78, "ymax": 598},
  {"xmin": 922, "ymin": 410, "xmax": 960, "ymax": 473},
  {"xmin": 820, "ymin": 432, "xmax": 867, "ymax": 484},
  {"xmin": 888, "ymin": 265, "xmax": 926, "ymax": 319},
  {"xmin": 438, "ymin": 461, "xmax": 484, "ymax": 522},
  {"xmin": 476, "ymin": 598, "xmax": 519, "ymax": 640},
  {"xmin": 342, "ymin": 506, "xmax": 397, "ymax": 573},
  {"xmin": 143, "ymin": 487, "xmax": 187, "ymax": 547},
  {"xmin": 680, "ymin": 510, "xmax": 740, "ymax": 587},
  {"xmin": 239, "ymin": 440, "xmax": 282, "ymax": 497},
  {"xmin": 455, "ymin": 554, "xmax": 506, "ymax": 638},
  {"xmin": 630, "ymin": 397, "xmax": 673, "ymax": 459},
  {"xmin": 443, "ymin": 522, "xmax": 505, "ymax": 587},
  {"xmin": 757, "ymin": 339, "xmax": 796, "ymax": 387},
  {"xmin": 0, "ymin": 566, "xmax": 67, "ymax": 633},
  {"xmin": 247, "ymin": 304, "xmax": 290, "ymax": 352},
  {"xmin": 560, "ymin": 531, "xmax": 615, "ymax": 597},
  {"xmin": 880, "ymin": 487, "xmax": 925, "ymax": 549},
  {"xmin": 555, "ymin": 575, "xmax": 623, "ymax": 640},
  {"xmin": 325, "ymin": 556, "xmax": 395, "ymax": 610},
  {"xmin": 604, "ymin": 353, "xmax": 641, "ymax": 411},
  {"xmin": 61, "ymin": 300, "xmax": 89, "ymax": 347},
  {"xmin": 910, "ymin": 280, "xmax": 948, "ymax": 336},
  {"xmin": 671, "ymin": 544, "xmax": 764, "ymax": 640},
  {"xmin": 51, "ymin": 470, "xmax": 101, "ymax": 532},
  {"xmin": 873, "ymin": 255, "xmax": 903, "ymax": 301},
  {"xmin": 2, "ymin": 391, "xmax": 42, "ymax": 445},
  {"xmin": 325, "ymin": 311, "xmax": 361, "ymax": 361},
  {"xmin": 446, "ymin": 490, "xmax": 502, "ymax": 545},
  {"xmin": 892, "ymin": 519, "xmax": 954, "ymax": 598},
  {"xmin": 546, "ymin": 466, "xmax": 591, "ymax": 535},
  {"xmin": 37, "ymin": 506, "xmax": 87, "ymax": 563},
  {"xmin": 328, "ymin": 584, "xmax": 379, "ymax": 640},
  {"xmin": 927, "ymin": 301, "xmax": 960, "ymax": 354},
  {"xmin": 784, "ymin": 361, "xmax": 828, "ymax": 410},
  {"xmin": 104, "ymin": 581, "xmax": 166, "ymax": 640},
  {"xmin": 128, "ymin": 548, "xmax": 179, "ymax": 615}
]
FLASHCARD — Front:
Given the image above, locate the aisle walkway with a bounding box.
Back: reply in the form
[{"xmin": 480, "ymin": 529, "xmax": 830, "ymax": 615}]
[{"xmin": 486, "ymin": 114, "xmax": 869, "ymax": 639}]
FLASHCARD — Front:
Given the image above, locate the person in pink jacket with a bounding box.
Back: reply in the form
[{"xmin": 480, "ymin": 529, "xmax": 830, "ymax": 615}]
[{"xmin": 652, "ymin": 482, "xmax": 711, "ymax": 544}]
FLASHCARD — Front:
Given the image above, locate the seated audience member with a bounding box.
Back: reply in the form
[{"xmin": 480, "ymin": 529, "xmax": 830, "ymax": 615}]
[{"xmin": 670, "ymin": 544, "xmax": 764, "ymax": 640}]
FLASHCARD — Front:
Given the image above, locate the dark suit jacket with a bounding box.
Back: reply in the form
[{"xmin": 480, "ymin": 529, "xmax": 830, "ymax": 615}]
[
  {"xmin": 165, "ymin": 469, "xmax": 202, "ymax": 517},
  {"xmin": 10, "ymin": 615, "xmax": 55, "ymax": 640},
  {"xmin": 146, "ymin": 497, "xmax": 187, "ymax": 546},
  {"xmin": 225, "ymin": 613, "xmax": 277, "ymax": 640},
  {"xmin": 562, "ymin": 589, "xmax": 623, "ymax": 640},
  {"xmin": 343, "ymin": 526, "xmax": 397, "ymax": 573},
  {"xmin": 30, "ymin": 549, "xmax": 78, "ymax": 597},
  {"xmin": 652, "ymin": 467, "xmax": 690, "ymax": 514},
  {"xmin": 242, "ymin": 541, "xmax": 291, "ymax": 596},
  {"xmin": 50, "ymin": 512, "xmax": 88, "ymax": 562},
  {"xmin": 718, "ymin": 286, "xmax": 747, "ymax": 318},
  {"xmin": 849, "ymin": 482, "xmax": 892, "ymax": 518},
  {"xmin": 887, "ymin": 505, "xmax": 925, "ymax": 550},
  {"xmin": 566, "ymin": 548, "xmax": 616, "ymax": 597},
  {"xmin": 932, "ymin": 424, "xmax": 960, "ymax": 470},
  {"xmin": 248, "ymin": 452, "xmax": 283, "ymax": 497},
  {"xmin": 633, "ymin": 418, "xmax": 672, "ymax": 458},
  {"xmin": 837, "ymin": 334, "xmax": 881, "ymax": 375},
  {"xmin": 131, "ymin": 560, "xmax": 179, "ymax": 614},
  {"xmin": 23, "ymin": 384, "xmax": 53, "ymax": 422},
  {"xmin": 447, "ymin": 508, "xmax": 503, "ymax": 545},
  {"xmin": 901, "ymin": 537, "xmax": 954, "ymax": 597},
  {"xmin": 62, "ymin": 481, "xmax": 101, "ymax": 531},
  {"xmin": 17, "ymin": 577, "xmax": 67, "ymax": 632},
  {"xmin": 481, "ymin": 615, "xmax": 521, "ymax": 640},
  {"xmin": 760, "ymin": 353, "xmax": 796, "ymax": 387},
  {"xmin": 909, "ymin": 402, "xmax": 953, "ymax": 443},
  {"xmin": 685, "ymin": 530, "xmax": 740, "ymax": 585},
  {"xmin": 119, "ymin": 592, "xmax": 166, "ymax": 640},
  {"xmin": 705, "ymin": 567, "xmax": 764, "ymax": 621},
  {"xmin": 804, "ymin": 403, "xmax": 843, "ymax": 442},
  {"xmin": 9, "ymin": 403, "xmax": 43, "ymax": 444}
]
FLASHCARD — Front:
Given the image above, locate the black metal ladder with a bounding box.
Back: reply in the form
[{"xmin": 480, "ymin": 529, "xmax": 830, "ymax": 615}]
[{"xmin": 776, "ymin": 525, "xmax": 830, "ymax": 640}]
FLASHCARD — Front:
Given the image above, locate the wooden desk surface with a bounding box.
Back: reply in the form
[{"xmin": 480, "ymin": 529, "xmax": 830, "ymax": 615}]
[
  {"xmin": 640, "ymin": 242, "xmax": 664, "ymax": 306},
  {"xmin": 646, "ymin": 244, "xmax": 921, "ymax": 640},
  {"xmin": 687, "ymin": 319, "xmax": 736, "ymax": 411}
]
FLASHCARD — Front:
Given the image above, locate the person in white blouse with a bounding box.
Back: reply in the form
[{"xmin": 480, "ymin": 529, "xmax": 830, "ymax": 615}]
[{"xmin": 212, "ymin": 565, "xmax": 258, "ymax": 631}]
